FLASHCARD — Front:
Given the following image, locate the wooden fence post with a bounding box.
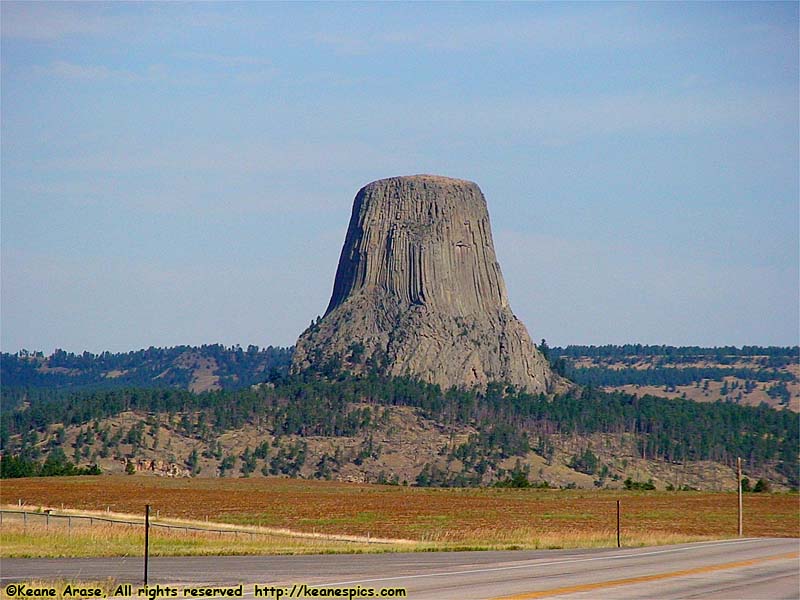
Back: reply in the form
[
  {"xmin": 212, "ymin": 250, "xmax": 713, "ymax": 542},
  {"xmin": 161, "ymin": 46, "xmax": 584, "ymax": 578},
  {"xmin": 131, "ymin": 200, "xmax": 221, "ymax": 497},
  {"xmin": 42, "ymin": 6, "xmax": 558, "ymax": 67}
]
[{"xmin": 144, "ymin": 505, "xmax": 150, "ymax": 586}]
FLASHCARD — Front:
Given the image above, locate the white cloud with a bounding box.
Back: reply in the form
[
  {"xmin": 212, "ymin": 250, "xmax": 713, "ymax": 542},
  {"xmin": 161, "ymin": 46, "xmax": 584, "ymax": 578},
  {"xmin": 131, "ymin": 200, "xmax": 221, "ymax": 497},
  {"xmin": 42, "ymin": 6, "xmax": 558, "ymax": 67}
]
[
  {"xmin": 385, "ymin": 11, "xmax": 663, "ymax": 52},
  {"xmin": 1, "ymin": 3, "xmax": 244, "ymax": 43},
  {"xmin": 171, "ymin": 52, "xmax": 281, "ymax": 82},
  {"xmin": 34, "ymin": 60, "xmax": 167, "ymax": 83},
  {"xmin": 31, "ymin": 56, "xmax": 273, "ymax": 86},
  {"xmin": 41, "ymin": 138, "xmax": 390, "ymax": 176},
  {"xmin": 307, "ymin": 32, "xmax": 373, "ymax": 55},
  {"xmin": 323, "ymin": 88, "xmax": 796, "ymax": 146},
  {"xmin": 310, "ymin": 8, "xmax": 674, "ymax": 55},
  {"xmin": 176, "ymin": 51, "xmax": 273, "ymax": 67},
  {"xmin": 1, "ymin": 4, "xmax": 123, "ymax": 40}
]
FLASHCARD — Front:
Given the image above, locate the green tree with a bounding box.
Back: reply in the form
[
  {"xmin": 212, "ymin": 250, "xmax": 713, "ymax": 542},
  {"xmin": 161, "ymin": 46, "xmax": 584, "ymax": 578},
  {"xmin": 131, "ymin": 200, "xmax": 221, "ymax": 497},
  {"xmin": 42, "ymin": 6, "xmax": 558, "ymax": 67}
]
[
  {"xmin": 187, "ymin": 449, "xmax": 200, "ymax": 475},
  {"xmin": 753, "ymin": 478, "xmax": 771, "ymax": 493},
  {"xmin": 569, "ymin": 449, "xmax": 598, "ymax": 475}
]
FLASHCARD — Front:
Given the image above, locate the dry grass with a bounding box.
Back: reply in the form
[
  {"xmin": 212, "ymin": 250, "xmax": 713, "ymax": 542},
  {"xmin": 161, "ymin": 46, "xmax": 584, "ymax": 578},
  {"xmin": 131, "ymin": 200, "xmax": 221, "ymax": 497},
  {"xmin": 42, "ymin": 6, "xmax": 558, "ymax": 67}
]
[
  {"xmin": 1, "ymin": 476, "xmax": 797, "ymax": 558},
  {"xmin": 0, "ymin": 521, "xmax": 392, "ymax": 558},
  {"xmin": 428, "ymin": 526, "xmax": 713, "ymax": 550},
  {"xmin": 0, "ymin": 520, "xmax": 712, "ymax": 559}
]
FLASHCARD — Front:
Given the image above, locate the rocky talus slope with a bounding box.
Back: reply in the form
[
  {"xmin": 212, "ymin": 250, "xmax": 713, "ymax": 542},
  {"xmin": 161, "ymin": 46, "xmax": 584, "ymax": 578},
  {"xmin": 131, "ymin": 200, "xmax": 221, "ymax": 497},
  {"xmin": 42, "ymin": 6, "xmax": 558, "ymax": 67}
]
[{"xmin": 293, "ymin": 175, "xmax": 559, "ymax": 393}]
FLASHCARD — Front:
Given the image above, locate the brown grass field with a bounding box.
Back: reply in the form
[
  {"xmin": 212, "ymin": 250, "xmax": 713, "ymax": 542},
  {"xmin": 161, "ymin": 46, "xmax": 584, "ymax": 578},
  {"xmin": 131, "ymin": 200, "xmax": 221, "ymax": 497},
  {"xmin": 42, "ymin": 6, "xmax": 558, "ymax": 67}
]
[{"xmin": 2, "ymin": 476, "xmax": 797, "ymax": 557}]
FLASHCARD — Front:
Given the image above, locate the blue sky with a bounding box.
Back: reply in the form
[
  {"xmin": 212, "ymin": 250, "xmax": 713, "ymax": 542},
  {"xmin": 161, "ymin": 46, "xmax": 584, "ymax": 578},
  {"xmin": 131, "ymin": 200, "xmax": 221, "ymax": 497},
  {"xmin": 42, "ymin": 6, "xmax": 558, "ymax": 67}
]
[{"xmin": 2, "ymin": 1, "xmax": 798, "ymax": 353}]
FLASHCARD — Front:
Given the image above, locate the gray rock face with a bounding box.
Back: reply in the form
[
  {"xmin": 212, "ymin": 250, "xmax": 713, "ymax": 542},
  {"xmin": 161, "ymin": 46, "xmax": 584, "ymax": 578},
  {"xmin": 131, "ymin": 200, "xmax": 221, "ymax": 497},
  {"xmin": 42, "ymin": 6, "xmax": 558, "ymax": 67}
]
[{"xmin": 292, "ymin": 175, "xmax": 558, "ymax": 392}]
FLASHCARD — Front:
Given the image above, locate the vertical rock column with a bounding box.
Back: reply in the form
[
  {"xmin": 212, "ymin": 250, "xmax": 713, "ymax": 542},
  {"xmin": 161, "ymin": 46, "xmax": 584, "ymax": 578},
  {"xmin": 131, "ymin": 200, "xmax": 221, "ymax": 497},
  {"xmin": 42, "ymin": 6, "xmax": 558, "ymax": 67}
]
[{"xmin": 292, "ymin": 174, "xmax": 558, "ymax": 393}]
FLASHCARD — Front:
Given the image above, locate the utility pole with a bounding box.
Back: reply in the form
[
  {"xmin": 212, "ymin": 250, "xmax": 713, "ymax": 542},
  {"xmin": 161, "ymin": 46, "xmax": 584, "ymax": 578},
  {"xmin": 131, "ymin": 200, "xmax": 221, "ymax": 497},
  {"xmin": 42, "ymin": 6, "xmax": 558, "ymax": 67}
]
[
  {"xmin": 616, "ymin": 500, "xmax": 621, "ymax": 548},
  {"xmin": 737, "ymin": 457, "xmax": 743, "ymax": 537}
]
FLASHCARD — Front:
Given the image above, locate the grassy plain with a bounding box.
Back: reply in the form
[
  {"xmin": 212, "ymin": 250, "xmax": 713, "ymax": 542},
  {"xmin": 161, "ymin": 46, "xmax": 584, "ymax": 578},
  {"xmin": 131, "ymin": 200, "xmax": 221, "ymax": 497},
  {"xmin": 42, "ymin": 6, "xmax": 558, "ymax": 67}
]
[{"xmin": 2, "ymin": 476, "xmax": 797, "ymax": 557}]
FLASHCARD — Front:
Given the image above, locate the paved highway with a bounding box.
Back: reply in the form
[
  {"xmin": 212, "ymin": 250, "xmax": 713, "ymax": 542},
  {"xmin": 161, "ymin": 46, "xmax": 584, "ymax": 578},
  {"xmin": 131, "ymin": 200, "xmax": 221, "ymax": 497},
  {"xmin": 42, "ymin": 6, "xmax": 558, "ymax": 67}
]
[{"xmin": 2, "ymin": 538, "xmax": 798, "ymax": 599}]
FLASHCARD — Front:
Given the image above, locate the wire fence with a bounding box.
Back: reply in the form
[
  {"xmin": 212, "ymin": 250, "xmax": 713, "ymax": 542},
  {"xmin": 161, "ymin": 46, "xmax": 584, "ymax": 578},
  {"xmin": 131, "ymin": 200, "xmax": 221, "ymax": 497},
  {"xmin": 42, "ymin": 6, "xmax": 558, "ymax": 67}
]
[{"xmin": 0, "ymin": 509, "xmax": 392, "ymax": 544}]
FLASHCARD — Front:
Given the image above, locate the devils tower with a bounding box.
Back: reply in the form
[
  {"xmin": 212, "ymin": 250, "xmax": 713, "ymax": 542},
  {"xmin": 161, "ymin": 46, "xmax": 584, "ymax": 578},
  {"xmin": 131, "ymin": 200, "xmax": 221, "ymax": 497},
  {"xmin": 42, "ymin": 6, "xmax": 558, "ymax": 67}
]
[{"xmin": 292, "ymin": 175, "xmax": 557, "ymax": 393}]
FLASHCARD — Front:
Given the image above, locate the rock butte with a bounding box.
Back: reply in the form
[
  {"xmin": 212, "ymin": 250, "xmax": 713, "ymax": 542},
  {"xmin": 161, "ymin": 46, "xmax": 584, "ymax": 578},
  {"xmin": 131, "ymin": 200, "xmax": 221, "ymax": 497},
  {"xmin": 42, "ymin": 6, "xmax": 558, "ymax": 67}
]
[{"xmin": 292, "ymin": 174, "xmax": 559, "ymax": 393}]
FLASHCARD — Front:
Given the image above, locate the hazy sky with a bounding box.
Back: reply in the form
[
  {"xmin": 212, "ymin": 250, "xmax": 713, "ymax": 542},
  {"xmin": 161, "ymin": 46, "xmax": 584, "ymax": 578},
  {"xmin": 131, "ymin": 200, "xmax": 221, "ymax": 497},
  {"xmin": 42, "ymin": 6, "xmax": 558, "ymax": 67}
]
[{"xmin": 2, "ymin": 2, "xmax": 798, "ymax": 353}]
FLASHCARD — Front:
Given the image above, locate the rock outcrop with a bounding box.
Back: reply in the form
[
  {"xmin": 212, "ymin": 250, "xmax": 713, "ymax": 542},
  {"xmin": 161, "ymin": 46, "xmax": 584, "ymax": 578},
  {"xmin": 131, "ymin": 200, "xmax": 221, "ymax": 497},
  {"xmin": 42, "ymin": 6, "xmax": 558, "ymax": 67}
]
[{"xmin": 292, "ymin": 175, "xmax": 559, "ymax": 393}]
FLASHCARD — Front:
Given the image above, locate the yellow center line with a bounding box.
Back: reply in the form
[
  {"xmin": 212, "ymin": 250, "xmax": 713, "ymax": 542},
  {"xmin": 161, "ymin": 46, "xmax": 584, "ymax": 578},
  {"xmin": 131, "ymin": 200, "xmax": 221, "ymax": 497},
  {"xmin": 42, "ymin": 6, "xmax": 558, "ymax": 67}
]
[{"xmin": 493, "ymin": 551, "xmax": 800, "ymax": 599}]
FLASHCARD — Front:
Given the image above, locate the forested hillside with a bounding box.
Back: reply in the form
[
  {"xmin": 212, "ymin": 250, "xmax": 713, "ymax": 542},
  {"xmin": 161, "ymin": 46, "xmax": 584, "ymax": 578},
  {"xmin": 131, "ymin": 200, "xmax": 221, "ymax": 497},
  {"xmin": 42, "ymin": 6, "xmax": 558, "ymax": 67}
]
[
  {"xmin": 544, "ymin": 344, "xmax": 799, "ymax": 411},
  {"xmin": 2, "ymin": 344, "xmax": 796, "ymax": 489},
  {"xmin": 2, "ymin": 374, "xmax": 797, "ymax": 489},
  {"xmin": 1, "ymin": 345, "xmax": 292, "ymax": 394},
  {"xmin": 3, "ymin": 344, "xmax": 796, "ymax": 410}
]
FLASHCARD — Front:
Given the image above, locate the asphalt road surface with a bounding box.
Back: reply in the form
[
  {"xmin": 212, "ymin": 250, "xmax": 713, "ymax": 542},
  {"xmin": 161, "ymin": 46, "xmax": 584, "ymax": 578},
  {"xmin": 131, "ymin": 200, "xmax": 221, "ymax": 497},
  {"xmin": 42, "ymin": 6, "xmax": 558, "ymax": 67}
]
[{"xmin": 2, "ymin": 538, "xmax": 798, "ymax": 599}]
